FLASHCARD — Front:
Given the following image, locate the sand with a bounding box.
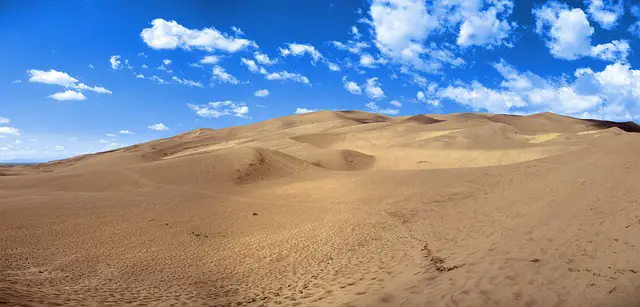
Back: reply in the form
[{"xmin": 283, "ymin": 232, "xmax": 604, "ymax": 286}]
[{"xmin": 1, "ymin": 111, "xmax": 640, "ymax": 306}]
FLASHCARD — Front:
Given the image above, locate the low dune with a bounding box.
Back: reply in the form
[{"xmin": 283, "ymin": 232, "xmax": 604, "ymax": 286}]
[{"xmin": 1, "ymin": 111, "xmax": 640, "ymax": 306}]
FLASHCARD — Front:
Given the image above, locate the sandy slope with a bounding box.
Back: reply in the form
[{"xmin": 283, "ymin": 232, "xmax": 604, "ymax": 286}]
[{"xmin": 1, "ymin": 111, "xmax": 640, "ymax": 306}]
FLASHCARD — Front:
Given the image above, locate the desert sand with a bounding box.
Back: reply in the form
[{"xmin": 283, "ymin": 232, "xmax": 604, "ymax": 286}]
[{"xmin": 1, "ymin": 111, "xmax": 640, "ymax": 306}]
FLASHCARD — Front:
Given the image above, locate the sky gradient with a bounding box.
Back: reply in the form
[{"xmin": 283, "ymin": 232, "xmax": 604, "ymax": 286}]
[{"xmin": 2, "ymin": 0, "xmax": 639, "ymax": 162}]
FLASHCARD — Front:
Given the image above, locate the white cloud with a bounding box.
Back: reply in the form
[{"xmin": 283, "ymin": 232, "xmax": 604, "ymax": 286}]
[
  {"xmin": 417, "ymin": 91, "xmax": 426, "ymax": 102},
  {"xmin": 390, "ymin": 100, "xmax": 402, "ymax": 107},
  {"xmin": 88, "ymin": 64, "xmax": 94, "ymax": 69},
  {"xmin": 212, "ymin": 66, "xmax": 239, "ymax": 84},
  {"xmin": 54, "ymin": 145, "xmax": 65, "ymax": 151},
  {"xmin": 231, "ymin": 26, "xmax": 245, "ymax": 36},
  {"xmin": 342, "ymin": 77, "xmax": 362, "ymax": 95},
  {"xmin": 369, "ymin": 0, "xmax": 500, "ymax": 72},
  {"xmin": 279, "ymin": 43, "xmax": 323, "ymax": 62},
  {"xmin": 119, "ymin": 130, "xmax": 134, "ymax": 135},
  {"xmin": 364, "ymin": 77, "xmax": 385, "ymax": 99},
  {"xmin": 138, "ymin": 52, "xmax": 147, "ymax": 57},
  {"xmin": 365, "ymin": 101, "xmax": 399, "ymax": 115},
  {"xmin": 187, "ymin": 101, "xmax": 249, "ymax": 118},
  {"xmin": 586, "ymin": 0, "xmax": 622, "ymax": 30},
  {"xmin": 14, "ymin": 139, "xmax": 22, "ymax": 144},
  {"xmin": 534, "ymin": 2, "xmax": 627, "ymax": 62},
  {"xmin": 140, "ymin": 18, "xmax": 256, "ymax": 52},
  {"xmin": 148, "ymin": 123, "xmax": 169, "ymax": 131},
  {"xmin": 105, "ymin": 133, "xmax": 116, "ymax": 137},
  {"xmin": 331, "ymin": 41, "xmax": 370, "ymax": 54},
  {"xmin": 351, "ymin": 25, "xmax": 361, "ymax": 39},
  {"xmin": 241, "ymin": 58, "xmax": 259, "ymax": 73},
  {"xmin": 359, "ymin": 54, "xmax": 377, "ymax": 68},
  {"xmin": 254, "ymin": 89, "xmax": 270, "ymax": 97},
  {"xmin": 157, "ymin": 62, "xmax": 173, "ymax": 73},
  {"xmin": 70, "ymin": 83, "xmax": 112, "ymax": 94},
  {"xmin": 200, "ymin": 55, "xmax": 222, "ymax": 64},
  {"xmin": 12, "ymin": 80, "xmax": 22, "ymax": 84},
  {"xmin": 0, "ymin": 127, "xmax": 20, "ymax": 136},
  {"xmin": 439, "ymin": 81, "xmax": 526, "ymax": 113},
  {"xmin": 110, "ymin": 55, "xmax": 122, "ymax": 70},
  {"xmin": 49, "ymin": 90, "xmax": 87, "ymax": 101},
  {"xmin": 28, "ymin": 69, "xmax": 111, "ymax": 97},
  {"xmin": 265, "ymin": 71, "xmax": 310, "ymax": 84},
  {"xmin": 327, "ymin": 62, "xmax": 341, "ymax": 71},
  {"xmin": 590, "ymin": 40, "xmax": 629, "ymax": 62},
  {"xmin": 149, "ymin": 75, "xmax": 167, "ymax": 84},
  {"xmin": 141, "ymin": 64, "xmax": 148, "ymax": 69},
  {"xmin": 136, "ymin": 74, "xmax": 145, "ymax": 79},
  {"xmin": 437, "ymin": 59, "xmax": 640, "ymax": 120},
  {"xmin": 163, "ymin": 59, "xmax": 172, "ymax": 65},
  {"xmin": 172, "ymin": 76, "xmax": 203, "ymax": 87},
  {"xmin": 254, "ymin": 52, "xmax": 276, "ymax": 65},
  {"xmin": 28, "ymin": 69, "xmax": 78, "ymax": 86},
  {"xmin": 457, "ymin": 4, "xmax": 515, "ymax": 48},
  {"xmin": 295, "ymin": 108, "xmax": 317, "ymax": 114},
  {"xmin": 0, "ymin": 117, "xmax": 9, "ymax": 124},
  {"xmin": 259, "ymin": 67, "xmax": 268, "ymax": 75}
]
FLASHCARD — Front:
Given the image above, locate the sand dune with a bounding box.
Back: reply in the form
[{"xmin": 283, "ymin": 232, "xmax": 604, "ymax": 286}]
[{"xmin": 2, "ymin": 111, "xmax": 640, "ymax": 306}]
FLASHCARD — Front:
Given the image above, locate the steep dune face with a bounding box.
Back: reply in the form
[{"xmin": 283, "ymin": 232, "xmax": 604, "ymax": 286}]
[{"xmin": 1, "ymin": 111, "xmax": 640, "ymax": 307}]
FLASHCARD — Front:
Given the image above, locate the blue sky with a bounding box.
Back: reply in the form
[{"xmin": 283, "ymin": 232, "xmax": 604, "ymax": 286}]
[{"xmin": 2, "ymin": 0, "xmax": 640, "ymax": 162}]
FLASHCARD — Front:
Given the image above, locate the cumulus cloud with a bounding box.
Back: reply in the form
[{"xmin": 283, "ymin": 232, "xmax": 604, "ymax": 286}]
[
  {"xmin": 365, "ymin": 101, "xmax": 399, "ymax": 115},
  {"xmin": 254, "ymin": 52, "xmax": 276, "ymax": 65},
  {"xmin": 88, "ymin": 64, "xmax": 94, "ymax": 69},
  {"xmin": 390, "ymin": 100, "xmax": 402, "ymax": 107},
  {"xmin": 148, "ymin": 123, "xmax": 169, "ymax": 131},
  {"xmin": 200, "ymin": 55, "xmax": 222, "ymax": 65},
  {"xmin": 534, "ymin": 2, "xmax": 627, "ymax": 62},
  {"xmin": 163, "ymin": 59, "xmax": 172, "ymax": 65},
  {"xmin": 295, "ymin": 107, "xmax": 317, "ymax": 114},
  {"xmin": 331, "ymin": 41, "xmax": 370, "ymax": 54},
  {"xmin": 119, "ymin": 130, "xmax": 134, "ymax": 135},
  {"xmin": 172, "ymin": 76, "xmax": 203, "ymax": 87},
  {"xmin": 28, "ymin": 69, "xmax": 78, "ymax": 86},
  {"xmin": 0, "ymin": 117, "xmax": 9, "ymax": 124},
  {"xmin": 241, "ymin": 58, "xmax": 259, "ymax": 73},
  {"xmin": 364, "ymin": 77, "xmax": 385, "ymax": 99},
  {"xmin": 254, "ymin": 89, "xmax": 269, "ymax": 97},
  {"xmin": 110, "ymin": 55, "xmax": 122, "ymax": 70},
  {"xmin": 231, "ymin": 26, "xmax": 245, "ymax": 36},
  {"xmin": 327, "ymin": 62, "xmax": 341, "ymax": 71},
  {"xmin": 279, "ymin": 43, "xmax": 323, "ymax": 62},
  {"xmin": 140, "ymin": 18, "xmax": 256, "ymax": 52},
  {"xmin": 359, "ymin": 54, "xmax": 377, "ymax": 68},
  {"xmin": 342, "ymin": 77, "xmax": 362, "ymax": 95},
  {"xmin": 456, "ymin": 3, "xmax": 515, "ymax": 48},
  {"xmin": 438, "ymin": 59, "xmax": 640, "ymax": 120},
  {"xmin": 0, "ymin": 127, "xmax": 20, "ymax": 136},
  {"xmin": 439, "ymin": 81, "xmax": 527, "ymax": 113},
  {"xmin": 351, "ymin": 26, "xmax": 361, "ymax": 40},
  {"xmin": 265, "ymin": 71, "xmax": 310, "ymax": 84},
  {"xmin": 49, "ymin": 90, "xmax": 87, "ymax": 101},
  {"xmin": 28, "ymin": 69, "xmax": 112, "ymax": 99},
  {"xmin": 590, "ymin": 40, "xmax": 629, "ymax": 62},
  {"xmin": 212, "ymin": 66, "xmax": 239, "ymax": 84},
  {"xmin": 187, "ymin": 101, "xmax": 249, "ymax": 118},
  {"xmin": 586, "ymin": 0, "xmax": 623, "ymax": 30},
  {"xmin": 367, "ymin": 0, "xmax": 514, "ymax": 72}
]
